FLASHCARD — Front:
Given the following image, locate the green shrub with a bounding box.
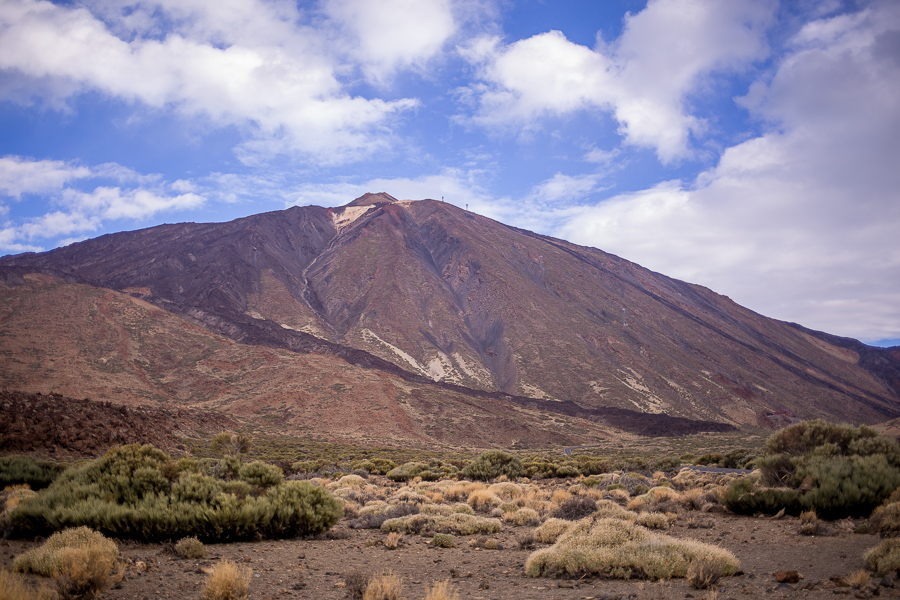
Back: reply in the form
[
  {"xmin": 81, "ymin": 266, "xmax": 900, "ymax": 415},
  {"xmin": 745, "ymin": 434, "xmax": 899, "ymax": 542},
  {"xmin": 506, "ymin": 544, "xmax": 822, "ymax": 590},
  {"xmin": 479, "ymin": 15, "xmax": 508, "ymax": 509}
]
[
  {"xmin": 726, "ymin": 421, "xmax": 900, "ymax": 519},
  {"xmin": 10, "ymin": 444, "xmax": 342, "ymax": 542},
  {"xmin": 351, "ymin": 459, "xmax": 397, "ymax": 475},
  {"xmin": 386, "ymin": 462, "xmax": 431, "ymax": 482},
  {"xmin": 720, "ymin": 479, "xmax": 800, "ymax": 516},
  {"xmin": 0, "ymin": 456, "xmax": 66, "ymax": 490},
  {"xmin": 238, "ymin": 461, "xmax": 283, "ymax": 488},
  {"xmin": 554, "ymin": 465, "xmax": 581, "ymax": 478},
  {"xmin": 797, "ymin": 454, "xmax": 900, "ymax": 519},
  {"xmin": 462, "ymin": 451, "xmax": 523, "ymax": 481},
  {"xmin": 291, "ymin": 459, "xmax": 326, "ymax": 474},
  {"xmin": 432, "ymin": 533, "xmax": 455, "ymax": 548},
  {"xmin": 696, "ymin": 453, "xmax": 723, "ymax": 466}
]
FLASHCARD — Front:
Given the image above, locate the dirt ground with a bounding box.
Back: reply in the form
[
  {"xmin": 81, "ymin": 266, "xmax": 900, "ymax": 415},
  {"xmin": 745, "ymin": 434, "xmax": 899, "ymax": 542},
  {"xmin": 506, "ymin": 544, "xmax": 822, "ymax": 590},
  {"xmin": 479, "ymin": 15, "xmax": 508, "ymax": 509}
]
[{"xmin": 2, "ymin": 510, "xmax": 895, "ymax": 600}]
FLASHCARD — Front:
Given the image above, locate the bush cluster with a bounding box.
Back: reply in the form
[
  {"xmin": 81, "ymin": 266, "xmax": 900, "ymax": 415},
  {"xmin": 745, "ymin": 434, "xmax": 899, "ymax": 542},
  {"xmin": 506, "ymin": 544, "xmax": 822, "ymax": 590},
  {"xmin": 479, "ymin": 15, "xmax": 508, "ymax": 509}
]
[
  {"xmin": 722, "ymin": 420, "xmax": 900, "ymax": 519},
  {"xmin": 10, "ymin": 444, "xmax": 342, "ymax": 542},
  {"xmin": 461, "ymin": 451, "xmax": 522, "ymax": 481},
  {"xmin": 525, "ymin": 517, "xmax": 739, "ymax": 580},
  {"xmin": 0, "ymin": 456, "xmax": 66, "ymax": 490}
]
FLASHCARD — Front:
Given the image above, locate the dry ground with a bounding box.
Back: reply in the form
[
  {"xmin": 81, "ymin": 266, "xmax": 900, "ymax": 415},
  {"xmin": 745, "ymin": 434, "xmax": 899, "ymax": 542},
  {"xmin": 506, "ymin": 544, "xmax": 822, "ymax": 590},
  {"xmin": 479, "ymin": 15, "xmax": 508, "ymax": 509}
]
[{"xmin": 3, "ymin": 479, "xmax": 897, "ymax": 600}]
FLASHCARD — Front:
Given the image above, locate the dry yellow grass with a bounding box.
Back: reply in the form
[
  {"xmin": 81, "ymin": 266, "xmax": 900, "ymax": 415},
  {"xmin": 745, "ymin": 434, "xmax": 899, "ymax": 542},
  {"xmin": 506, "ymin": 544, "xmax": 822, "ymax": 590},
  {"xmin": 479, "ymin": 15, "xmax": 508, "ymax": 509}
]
[
  {"xmin": 203, "ymin": 560, "xmax": 251, "ymax": 600},
  {"xmin": 467, "ymin": 489, "xmax": 502, "ymax": 511},
  {"xmin": 424, "ymin": 579, "xmax": 459, "ymax": 600},
  {"xmin": 14, "ymin": 527, "xmax": 118, "ymax": 577},
  {"xmin": 363, "ymin": 571, "xmax": 403, "ymax": 600},
  {"xmin": 525, "ymin": 518, "xmax": 739, "ymax": 580},
  {"xmin": 0, "ymin": 569, "xmax": 56, "ymax": 600}
]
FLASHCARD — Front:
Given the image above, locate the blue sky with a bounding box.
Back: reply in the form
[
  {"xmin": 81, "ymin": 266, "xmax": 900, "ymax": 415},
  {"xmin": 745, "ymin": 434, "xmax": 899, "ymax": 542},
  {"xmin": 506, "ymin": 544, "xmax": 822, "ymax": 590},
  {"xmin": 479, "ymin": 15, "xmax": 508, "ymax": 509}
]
[{"xmin": 1, "ymin": 0, "xmax": 899, "ymax": 346}]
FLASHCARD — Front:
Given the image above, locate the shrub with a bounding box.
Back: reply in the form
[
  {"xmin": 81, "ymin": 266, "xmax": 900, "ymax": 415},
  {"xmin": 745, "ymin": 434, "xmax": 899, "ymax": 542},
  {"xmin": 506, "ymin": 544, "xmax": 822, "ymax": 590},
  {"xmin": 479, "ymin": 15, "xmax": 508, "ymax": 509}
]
[
  {"xmin": 383, "ymin": 532, "xmax": 402, "ymax": 550},
  {"xmin": 798, "ymin": 510, "xmax": 820, "ymax": 536},
  {"xmin": 14, "ymin": 527, "xmax": 118, "ymax": 577},
  {"xmin": 462, "ymin": 451, "xmax": 523, "ymax": 481},
  {"xmin": 238, "ymin": 461, "xmax": 283, "ymax": 488},
  {"xmin": 720, "ymin": 479, "xmax": 800, "ymax": 516},
  {"xmin": 797, "ymin": 454, "xmax": 900, "ymax": 519},
  {"xmin": 871, "ymin": 500, "xmax": 900, "ymax": 536},
  {"xmin": 351, "ymin": 459, "xmax": 396, "ymax": 475},
  {"xmin": 865, "ymin": 539, "xmax": 900, "ymax": 576},
  {"xmin": 525, "ymin": 518, "xmax": 739, "ymax": 580},
  {"xmin": 432, "ymin": 533, "xmax": 455, "ymax": 548},
  {"xmin": 381, "ymin": 513, "xmax": 501, "ymax": 536},
  {"xmin": 505, "ymin": 507, "xmax": 540, "ymax": 526},
  {"xmin": 696, "ymin": 453, "xmax": 723, "ymax": 466},
  {"xmin": 386, "ymin": 462, "xmax": 431, "ymax": 482},
  {"xmin": 533, "ymin": 518, "xmax": 572, "ymax": 544},
  {"xmin": 363, "ymin": 571, "xmax": 402, "ymax": 600},
  {"xmin": 10, "ymin": 445, "xmax": 342, "ymax": 542},
  {"xmin": 554, "ymin": 465, "xmax": 581, "ymax": 478},
  {"xmin": 687, "ymin": 557, "xmax": 723, "ymax": 589},
  {"xmin": 203, "ymin": 559, "xmax": 251, "ymax": 600},
  {"xmin": 174, "ymin": 536, "xmax": 207, "ymax": 559},
  {"xmin": 344, "ymin": 570, "xmax": 371, "ymax": 599},
  {"xmin": 424, "ymin": 579, "xmax": 459, "ymax": 600},
  {"xmin": 467, "ymin": 490, "xmax": 501, "ymax": 512},
  {"xmin": 349, "ymin": 504, "xmax": 419, "ymax": 530},
  {"xmin": 0, "ymin": 457, "xmax": 66, "ymax": 491},
  {"xmin": 54, "ymin": 547, "xmax": 124, "ymax": 600},
  {"xmin": 553, "ymin": 496, "xmax": 597, "ymax": 521},
  {"xmin": 0, "ymin": 569, "xmax": 56, "ymax": 600}
]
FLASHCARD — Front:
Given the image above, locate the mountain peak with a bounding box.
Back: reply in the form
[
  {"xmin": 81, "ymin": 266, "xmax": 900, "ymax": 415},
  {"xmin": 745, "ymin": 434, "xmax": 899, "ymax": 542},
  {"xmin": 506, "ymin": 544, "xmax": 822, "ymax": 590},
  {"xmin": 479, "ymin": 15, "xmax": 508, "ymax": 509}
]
[{"xmin": 347, "ymin": 192, "xmax": 399, "ymax": 207}]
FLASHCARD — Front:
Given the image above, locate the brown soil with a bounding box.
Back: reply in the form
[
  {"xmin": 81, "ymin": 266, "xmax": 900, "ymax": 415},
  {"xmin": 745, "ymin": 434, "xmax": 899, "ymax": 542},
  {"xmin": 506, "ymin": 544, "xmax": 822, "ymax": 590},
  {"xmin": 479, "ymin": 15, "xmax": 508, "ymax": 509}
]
[{"xmin": 2, "ymin": 511, "xmax": 893, "ymax": 600}]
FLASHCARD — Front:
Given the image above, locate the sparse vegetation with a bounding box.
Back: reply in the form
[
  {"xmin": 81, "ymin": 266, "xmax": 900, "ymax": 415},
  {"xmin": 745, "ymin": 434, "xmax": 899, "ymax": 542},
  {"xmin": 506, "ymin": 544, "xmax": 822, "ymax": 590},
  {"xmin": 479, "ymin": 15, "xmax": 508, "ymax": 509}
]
[
  {"xmin": 865, "ymin": 538, "xmax": 900, "ymax": 576},
  {"xmin": 174, "ymin": 536, "xmax": 207, "ymax": 559},
  {"xmin": 363, "ymin": 571, "xmax": 403, "ymax": 600},
  {"xmin": 203, "ymin": 559, "xmax": 251, "ymax": 600},
  {"xmin": 525, "ymin": 517, "xmax": 739, "ymax": 580}
]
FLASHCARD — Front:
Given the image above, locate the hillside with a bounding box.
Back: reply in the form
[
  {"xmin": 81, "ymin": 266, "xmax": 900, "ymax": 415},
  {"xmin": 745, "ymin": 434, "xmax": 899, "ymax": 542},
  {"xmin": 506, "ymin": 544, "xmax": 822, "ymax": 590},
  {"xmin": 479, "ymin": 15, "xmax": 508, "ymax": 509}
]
[{"xmin": 1, "ymin": 193, "xmax": 898, "ymax": 441}]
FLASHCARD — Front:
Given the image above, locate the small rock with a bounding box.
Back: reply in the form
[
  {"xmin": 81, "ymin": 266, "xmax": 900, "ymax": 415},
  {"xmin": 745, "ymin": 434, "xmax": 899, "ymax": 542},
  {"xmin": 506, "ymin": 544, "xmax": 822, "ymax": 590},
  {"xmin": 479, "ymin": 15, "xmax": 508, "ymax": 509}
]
[
  {"xmin": 880, "ymin": 575, "xmax": 895, "ymax": 588},
  {"xmin": 774, "ymin": 570, "xmax": 802, "ymax": 583}
]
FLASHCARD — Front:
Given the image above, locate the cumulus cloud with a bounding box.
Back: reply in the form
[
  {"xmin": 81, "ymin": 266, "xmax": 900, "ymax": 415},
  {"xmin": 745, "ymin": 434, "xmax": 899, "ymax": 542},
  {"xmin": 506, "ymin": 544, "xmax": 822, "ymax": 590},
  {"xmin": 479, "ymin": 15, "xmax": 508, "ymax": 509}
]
[
  {"xmin": 0, "ymin": 0, "xmax": 420, "ymax": 164},
  {"xmin": 0, "ymin": 156, "xmax": 91, "ymax": 199},
  {"xmin": 0, "ymin": 156, "xmax": 205, "ymax": 253},
  {"xmin": 554, "ymin": 2, "xmax": 900, "ymax": 342},
  {"xmin": 323, "ymin": 0, "xmax": 457, "ymax": 84},
  {"xmin": 460, "ymin": 0, "xmax": 775, "ymax": 162}
]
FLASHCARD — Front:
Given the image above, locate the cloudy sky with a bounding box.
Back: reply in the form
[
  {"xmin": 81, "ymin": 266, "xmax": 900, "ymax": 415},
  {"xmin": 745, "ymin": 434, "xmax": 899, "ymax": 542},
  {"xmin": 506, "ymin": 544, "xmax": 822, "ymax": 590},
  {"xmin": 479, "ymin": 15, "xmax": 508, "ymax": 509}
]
[{"xmin": 1, "ymin": 0, "xmax": 898, "ymax": 346}]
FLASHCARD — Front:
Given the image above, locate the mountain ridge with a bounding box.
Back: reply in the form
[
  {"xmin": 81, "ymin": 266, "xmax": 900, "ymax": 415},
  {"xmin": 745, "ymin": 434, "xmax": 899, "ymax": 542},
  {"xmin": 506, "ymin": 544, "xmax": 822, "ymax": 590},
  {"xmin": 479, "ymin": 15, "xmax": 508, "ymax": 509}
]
[{"xmin": 2, "ymin": 194, "xmax": 898, "ymax": 441}]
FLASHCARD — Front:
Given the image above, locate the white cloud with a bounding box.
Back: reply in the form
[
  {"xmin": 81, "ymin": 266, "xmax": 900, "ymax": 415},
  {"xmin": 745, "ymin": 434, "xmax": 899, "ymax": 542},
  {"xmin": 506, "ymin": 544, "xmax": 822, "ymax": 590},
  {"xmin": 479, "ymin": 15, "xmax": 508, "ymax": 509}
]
[
  {"xmin": 0, "ymin": 0, "xmax": 419, "ymax": 164},
  {"xmin": 460, "ymin": 0, "xmax": 775, "ymax": 162},
  {"xmin": 0, "ymin": 155, "xmax": 91, "ymax": 198},
  {"xmin": 0, "ymin": 156, "xmax": 207, "ymax": 253},
  {"xmin": 323, "ymin": 0, "xmax": 457, "ymax": 84},
  {"xmin": 554, "ymin": 2, "xmax": 900, "ymax": 342}
]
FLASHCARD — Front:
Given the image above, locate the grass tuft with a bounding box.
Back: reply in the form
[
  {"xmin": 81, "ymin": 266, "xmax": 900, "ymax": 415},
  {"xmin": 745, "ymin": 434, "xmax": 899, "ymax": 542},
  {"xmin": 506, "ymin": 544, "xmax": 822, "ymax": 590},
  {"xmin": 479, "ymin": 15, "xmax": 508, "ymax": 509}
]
[{"xmin": 202, "ymin": 560, "xmax": 251, "ymax": 600}]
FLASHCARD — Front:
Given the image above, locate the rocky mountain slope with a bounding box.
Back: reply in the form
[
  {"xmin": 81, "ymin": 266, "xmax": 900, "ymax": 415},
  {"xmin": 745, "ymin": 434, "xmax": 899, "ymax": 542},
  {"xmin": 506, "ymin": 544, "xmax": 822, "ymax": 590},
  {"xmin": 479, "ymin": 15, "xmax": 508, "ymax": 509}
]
[{"xmin": 1, "ymin": 193, "xmax": 898, "ymax": 441}]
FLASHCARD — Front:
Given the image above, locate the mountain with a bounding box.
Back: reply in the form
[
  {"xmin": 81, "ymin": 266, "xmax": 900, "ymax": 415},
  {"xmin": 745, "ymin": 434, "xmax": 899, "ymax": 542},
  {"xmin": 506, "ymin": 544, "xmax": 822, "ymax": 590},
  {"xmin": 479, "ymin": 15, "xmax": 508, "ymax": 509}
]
[{"xmin": 1, "ymin": 192, "xmax": 898, "ymax": 445}]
